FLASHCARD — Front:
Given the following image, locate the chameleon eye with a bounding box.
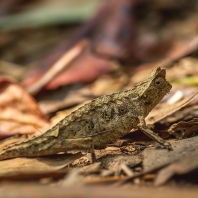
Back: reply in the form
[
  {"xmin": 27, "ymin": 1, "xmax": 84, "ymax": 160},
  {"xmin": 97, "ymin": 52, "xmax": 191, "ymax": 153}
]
[{"xmin": 154, "ymin": 77, "xmax": 166, "ymax": 89}]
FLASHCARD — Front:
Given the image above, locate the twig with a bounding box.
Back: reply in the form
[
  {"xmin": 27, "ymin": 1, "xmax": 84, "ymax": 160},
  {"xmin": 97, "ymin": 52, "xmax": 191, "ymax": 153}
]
[
  {"xmin": 27, "ymin": 39, "xmax": 89, "ymax": 95},
  {"xmin": 120, "ymin": 164, "xmax": 134, "ymax": 177}
]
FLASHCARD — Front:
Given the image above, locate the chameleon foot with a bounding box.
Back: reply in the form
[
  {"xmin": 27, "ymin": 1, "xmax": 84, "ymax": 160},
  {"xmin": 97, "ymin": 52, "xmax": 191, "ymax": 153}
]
[
  {"xmin": 163, "ymin": 141, "xmax": 173, "ymax": 151},
  {"xmin": 138, "ymin": 116, "xmax": 173, "ymax": 151}
]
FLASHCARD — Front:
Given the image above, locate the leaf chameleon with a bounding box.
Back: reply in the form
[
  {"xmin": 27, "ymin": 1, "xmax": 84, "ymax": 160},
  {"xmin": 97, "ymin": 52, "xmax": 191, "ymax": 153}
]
[{"xmin": 0, "ymin": 67, "xmax": 172, "ymax": 162}]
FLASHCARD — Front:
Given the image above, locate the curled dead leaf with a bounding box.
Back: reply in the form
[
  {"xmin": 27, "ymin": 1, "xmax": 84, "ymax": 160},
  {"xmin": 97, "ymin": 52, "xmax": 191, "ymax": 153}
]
[
  {"xmin": 168, "ymin": 118, "xmax": 198, "ymax": 138},
  {"xmin": 0, "ymin": 78, "xmax": 49, "ymax": 140}
]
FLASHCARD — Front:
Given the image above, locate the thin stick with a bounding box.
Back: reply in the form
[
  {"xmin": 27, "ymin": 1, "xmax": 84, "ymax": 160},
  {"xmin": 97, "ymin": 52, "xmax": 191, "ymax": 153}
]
[
  {"xmin": 120, "ymin": 164, "xmax": 134, "ymax": 177},
  {"xmin": 27, "ymin": 39, "xmax": 89, "ymax": 95}
]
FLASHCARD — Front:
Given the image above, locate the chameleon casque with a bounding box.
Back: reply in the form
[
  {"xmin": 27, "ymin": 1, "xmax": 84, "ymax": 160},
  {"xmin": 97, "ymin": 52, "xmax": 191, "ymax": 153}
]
[{"xmin": 0, "ymin": 67, "xmax": 172, "ymax": 161}]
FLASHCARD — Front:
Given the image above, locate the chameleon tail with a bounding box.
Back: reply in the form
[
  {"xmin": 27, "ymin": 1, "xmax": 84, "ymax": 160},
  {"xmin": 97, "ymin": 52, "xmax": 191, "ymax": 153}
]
[{"xmin": 0, "ymin": 136, "xmax": 57, "ymax": 160}]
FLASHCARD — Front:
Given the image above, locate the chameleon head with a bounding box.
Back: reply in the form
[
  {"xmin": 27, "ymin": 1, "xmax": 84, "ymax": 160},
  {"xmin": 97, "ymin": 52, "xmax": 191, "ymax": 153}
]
[{"xmin": 136, "ymin": 67, "xmax": 172, "ymax": 116}]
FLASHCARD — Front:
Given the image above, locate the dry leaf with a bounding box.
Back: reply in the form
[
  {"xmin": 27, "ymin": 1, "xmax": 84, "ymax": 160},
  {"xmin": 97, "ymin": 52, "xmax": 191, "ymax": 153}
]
[
  {"xmin": 154, "ymin": 152, "xmax": 198, "ymax": 186},
  {"xmin": 168, "ymin": 118, "xmax": 198, "ymax": 138},
  {"xmin": 38, "ymin": 86, "xmax": 95, "ymax": 114},
  {"xmin": 23, "ymin": 45, "xmax": 113, "ymax": 93},
  {"xmin": 26, "ymin": 40, "xmax": 89, "ymax": 95},
  {"xmin": 146, "ymin": 90, "xmax": 198, "ymax": 124},
  {"xmin": 143, "ymin": 136, "xmax": 198, "ymax": 171},
  {"xmin": 0, "ymin": 153, "xmax": 83, "ymax": 179},
  {"xmin": 0, "ymin": 78, "xmax": 49, "ymax": 140}
]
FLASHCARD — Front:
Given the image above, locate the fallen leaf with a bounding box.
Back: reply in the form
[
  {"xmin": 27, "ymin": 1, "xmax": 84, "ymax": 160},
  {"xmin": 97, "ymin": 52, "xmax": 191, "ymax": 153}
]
[
  {"xmin": 154, "ymin": 151, "xmax": 198, "ymax": 186},
  {"xmin": 146, "ymin": 90, "xmax": 198, "ymax": 124},
  {"xmin": 0, "ymin": 153, "xmax": 83, "ymax": 180},
  {"xmin": 45, "ymin": 47, "xmax": 113, "ymax": 90},
  {"xmin": 0, "ymin": 78, "xmax": 49, "ymax": 140},
  {"xmin": 118, "ymin": 136, "xmax": 198, "ymax": 186},
  {"xmin": 26, "ymin": 40, "xmax": 89, "ymax": 95},
  {"xmin": 99, "ymin": 154, "xmax": 142, "ymax": 172},
  {"xmin": 168, "ymin": 118, "xmax": 198, "ymax": 138},
  {"xmin": 23, "ymin": 44, "xmax": 113, "ymax": 93},
  {"xmin": 143, "ymin": 136, "xmax": 198, "ymax": 171},
  {"xmin": 38, "ymin": 86, "xmax": 96, "ymax": 114}
]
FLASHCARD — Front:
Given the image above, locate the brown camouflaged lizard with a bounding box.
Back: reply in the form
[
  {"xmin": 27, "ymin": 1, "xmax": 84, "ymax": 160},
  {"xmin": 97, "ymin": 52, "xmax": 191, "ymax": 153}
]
[{"xmin": 0, "ymin": 67, "xmax": 172, "ymax": 162}]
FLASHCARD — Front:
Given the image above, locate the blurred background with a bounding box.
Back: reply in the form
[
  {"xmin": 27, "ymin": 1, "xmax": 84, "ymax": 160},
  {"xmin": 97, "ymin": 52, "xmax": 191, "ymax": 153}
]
[
  {"xmin": 0, "ymin": 0, "xmax": 198, "ymax": 193},
  {"xmin": 0, "ymin": 0, "xmax": 197, "ymax": 74}
]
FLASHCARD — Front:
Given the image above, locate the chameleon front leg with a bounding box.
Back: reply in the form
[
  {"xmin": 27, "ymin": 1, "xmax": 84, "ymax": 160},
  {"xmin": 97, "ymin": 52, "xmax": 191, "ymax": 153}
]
[{"xmin": 138, "ymin": 116, "xmax": 173, "ymax": 150}]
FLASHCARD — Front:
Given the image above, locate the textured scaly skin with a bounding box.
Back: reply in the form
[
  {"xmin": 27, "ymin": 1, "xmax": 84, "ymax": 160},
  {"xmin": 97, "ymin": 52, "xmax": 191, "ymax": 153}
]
[{"xmin": 0, "ymin": 67, "xmax": 172, "ymax": 160}]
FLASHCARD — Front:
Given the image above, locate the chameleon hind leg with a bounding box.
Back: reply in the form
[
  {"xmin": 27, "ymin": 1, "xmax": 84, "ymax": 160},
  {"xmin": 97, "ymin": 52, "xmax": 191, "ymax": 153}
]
[
  {"xmin": 138, "ymin": 116, "xmax": 173, "ymax": 150},
  {"xmin": 62, "ymin": 137, "xmax": 96, "ymax": 162}
]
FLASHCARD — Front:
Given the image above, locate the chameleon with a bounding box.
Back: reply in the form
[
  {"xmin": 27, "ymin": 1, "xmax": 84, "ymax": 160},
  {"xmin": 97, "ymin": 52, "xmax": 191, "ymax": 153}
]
[{"xmin": 0, "ymin": 67, "xmax": 172, "ymax": 162}]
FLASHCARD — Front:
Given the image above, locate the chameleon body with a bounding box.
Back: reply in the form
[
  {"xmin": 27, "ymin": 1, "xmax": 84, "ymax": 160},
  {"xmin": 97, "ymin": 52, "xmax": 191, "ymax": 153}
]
[{"xmin": 0, "ymin": 67, "xmax": 172, "ymax": 161}]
